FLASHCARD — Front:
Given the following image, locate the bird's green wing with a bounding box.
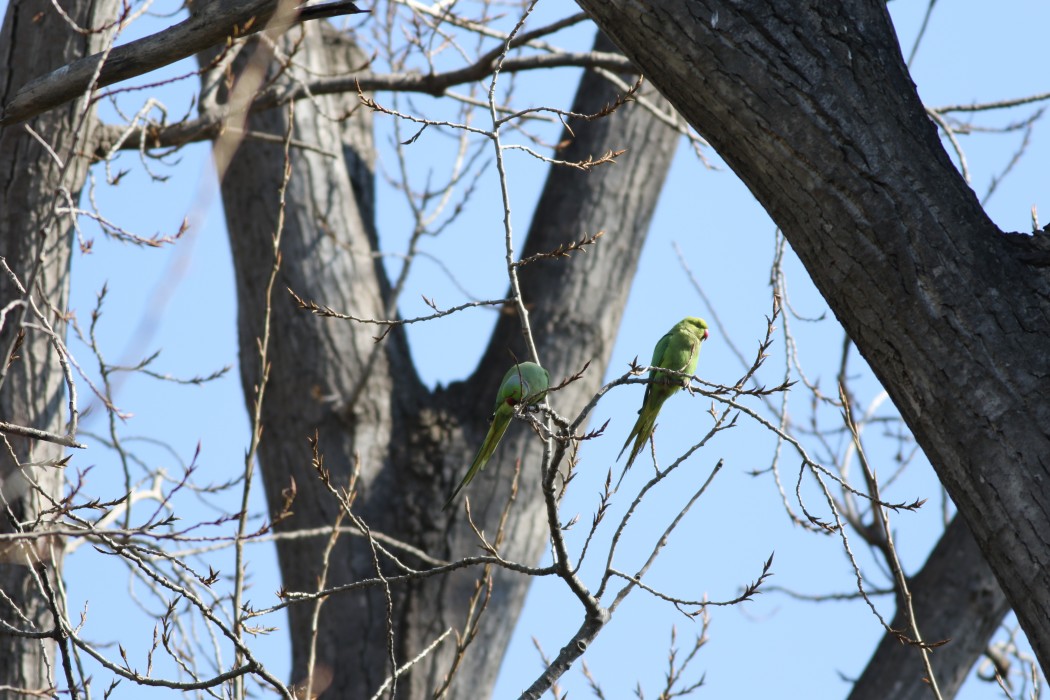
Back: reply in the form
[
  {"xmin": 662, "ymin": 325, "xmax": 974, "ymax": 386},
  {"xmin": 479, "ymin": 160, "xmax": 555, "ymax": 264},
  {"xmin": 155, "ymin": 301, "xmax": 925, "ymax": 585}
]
[
  {"xmin": 642, "ymin": 329, "xmax": 674, "ymax": 405},
  {"xmin": 444, "ymin": 361, "xmax": 549, "ymax": 510},
  {"xmin": 511, "ymin": 361, "xmax": 550, "ymax": 406},
  {"xmin": 617, "ymin": 318, "xmax": 709, "ymax": 481}
]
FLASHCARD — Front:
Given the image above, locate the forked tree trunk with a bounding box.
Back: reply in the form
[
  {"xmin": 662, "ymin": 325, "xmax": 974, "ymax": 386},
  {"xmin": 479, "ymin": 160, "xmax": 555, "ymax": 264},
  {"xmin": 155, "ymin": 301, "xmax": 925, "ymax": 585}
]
[
  {"xmin": 215, "ymin": 27, "xmax": 680, "ymax": 697},
  {"xmin": 0, "ymin": 0, "xmax": 117, "ymax": 691},
  {"xmin": 575, "ymin": 0, "xmax": 1050, "ymax": 682}
]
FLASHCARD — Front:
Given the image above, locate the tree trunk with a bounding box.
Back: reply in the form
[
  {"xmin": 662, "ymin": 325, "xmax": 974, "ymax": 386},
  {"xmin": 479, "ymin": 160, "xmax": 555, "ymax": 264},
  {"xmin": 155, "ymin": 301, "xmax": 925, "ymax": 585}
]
[
  {"xmin": 849, "ymin": 514, "xmax": 1009, "ymax": 700},
  {"xmin": 215, "ymin": 25, "xmax": 679, "ymax": 697},
  {"xmin": 0, "ymin": 0, "xmax": 116, "ymax": 692},
  {"xmin": 575, "ymin": 0, "xmax": 1050, "ymax": 678},
  {"xmin": 439, "ymin": 32, "xmax": 679, "ymax": 697}
]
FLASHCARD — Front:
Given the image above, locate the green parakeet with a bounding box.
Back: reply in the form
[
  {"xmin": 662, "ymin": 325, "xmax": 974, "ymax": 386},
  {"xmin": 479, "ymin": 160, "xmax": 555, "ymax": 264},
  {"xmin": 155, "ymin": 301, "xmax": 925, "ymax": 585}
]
[
  {"xmin": 444, "ymin": 361, "xmax": 550, "ymax": 510},
  {"xmin": 619, "ymin": 317, "xmax": 710, "ymax": 476}
]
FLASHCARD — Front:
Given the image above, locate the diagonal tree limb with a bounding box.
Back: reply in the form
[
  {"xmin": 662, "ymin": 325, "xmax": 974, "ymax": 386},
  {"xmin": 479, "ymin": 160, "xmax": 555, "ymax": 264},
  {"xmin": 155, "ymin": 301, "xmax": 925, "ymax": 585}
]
[
  {"xmin": 86, "ymin": 50, "xmax": 635, "ymax": 157},
  {"xmin": 575, "ymin": 0, "xmax": 1050, "ymax": 679},
  {"xmin": 0, "ymin": 0, "xmax": 365, "ymax": 127}
]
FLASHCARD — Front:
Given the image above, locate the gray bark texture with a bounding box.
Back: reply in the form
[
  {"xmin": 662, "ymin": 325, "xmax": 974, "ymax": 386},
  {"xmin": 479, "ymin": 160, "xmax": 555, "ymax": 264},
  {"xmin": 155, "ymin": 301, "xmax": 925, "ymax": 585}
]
[
  {"xmin": 575, "ymin": 0, "xmax": 1050, "ymax": 682},
  {"xmin": 1, "ymin": 0, "xmax": 1041, "ymax": 695},
  {"xmin": 0, "ymin": 0, "xmax": 116, "ymax": 692},
  {"xmin": 849, "ymin": 514, "xmax": 1010, "ymax": 700},
  {"xmin": 215, "ymin": 26, "xmax": 679, "ymax": 698},
  {"xmin": 0, "ymin": 0, "xmax": 280, "ymax": 126}
]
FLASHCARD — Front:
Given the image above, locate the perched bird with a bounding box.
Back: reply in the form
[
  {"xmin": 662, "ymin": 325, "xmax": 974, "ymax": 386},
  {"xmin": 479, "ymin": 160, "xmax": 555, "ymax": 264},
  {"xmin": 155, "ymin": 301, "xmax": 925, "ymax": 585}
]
[
  {"xmin": 444, "ymin": 361, "xmax": 550, "ymax": 510},
  {"xmin": 618, "ymin": 317, "xmax": 710, "ymax": 479}
]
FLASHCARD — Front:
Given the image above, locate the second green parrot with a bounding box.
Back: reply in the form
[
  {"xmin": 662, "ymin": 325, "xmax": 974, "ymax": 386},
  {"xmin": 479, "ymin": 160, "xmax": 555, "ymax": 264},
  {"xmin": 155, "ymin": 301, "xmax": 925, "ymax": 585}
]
[
  {"xmin": 619, "ymin": 317, "xmax": 710, "ymax": 475},
  {"xmin": 444, "ymin": 361, "xmax": 550, "ymax": 510}
]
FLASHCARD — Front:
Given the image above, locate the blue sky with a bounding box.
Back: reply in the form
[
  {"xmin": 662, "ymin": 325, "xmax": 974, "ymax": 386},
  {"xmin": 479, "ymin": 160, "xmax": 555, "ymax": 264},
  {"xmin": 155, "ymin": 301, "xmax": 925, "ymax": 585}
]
[{"xmin": 5, "ymin": 0, "xmax": 1048, "ymax": 697}]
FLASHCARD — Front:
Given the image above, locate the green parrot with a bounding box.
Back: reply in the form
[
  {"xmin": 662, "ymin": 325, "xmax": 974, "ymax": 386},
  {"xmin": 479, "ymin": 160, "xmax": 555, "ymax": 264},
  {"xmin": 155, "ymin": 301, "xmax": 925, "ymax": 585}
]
[
  {"xmin": 618, "ymin": 317, "xmax": 710, "ymax": 477},
  {"xmin": 444, "ymin": 361, "xmax": 550, "ymax": 510}
]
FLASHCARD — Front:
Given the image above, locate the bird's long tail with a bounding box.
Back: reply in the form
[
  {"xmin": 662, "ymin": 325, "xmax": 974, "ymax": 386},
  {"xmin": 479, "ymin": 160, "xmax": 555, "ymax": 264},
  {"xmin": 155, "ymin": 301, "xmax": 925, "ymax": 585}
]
[
  {"xmin": 616, "ymin": 408, "xmax": 659, "ymax": 489},
  {"xmin": 443, "ymin": 412, "xmax": 513, "ymax": 510}
]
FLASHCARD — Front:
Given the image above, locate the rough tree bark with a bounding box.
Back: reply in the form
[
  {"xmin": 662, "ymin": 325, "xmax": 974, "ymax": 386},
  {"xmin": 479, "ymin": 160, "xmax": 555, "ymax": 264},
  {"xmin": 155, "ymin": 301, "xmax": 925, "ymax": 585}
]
[
  {"xmin": 2, "ymin": 0, "xmax": 1039, "ymax": 695},
  {"xmin": 575, "ymin": 0, "xmax": 1050, "ymax": 681},
  {"xmin": 849, "ymin": 514, "xmax": 1010, "ymax": 700},
  {"xmin": 216, "ymin": 26, "xmax": 679, "ymax": 698},
  {"xmin": 0, "ymin": 0, "xmax": 117, "ymax": 691}
]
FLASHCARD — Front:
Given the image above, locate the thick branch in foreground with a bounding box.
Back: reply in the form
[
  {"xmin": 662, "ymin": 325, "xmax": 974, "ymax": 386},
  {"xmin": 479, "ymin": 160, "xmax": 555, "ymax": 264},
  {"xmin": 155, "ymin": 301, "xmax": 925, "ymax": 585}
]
[
  {"xmin": 0, "ymin": 0, "xmax": 364, "ymax": 126},
  {"xmin": 88, "ymin": 50, "xmax": 635, "ymax": 157},
  {"xmin": 520, "ymin": 608, "xmax": 610, "ymax": 700},
  {"xmin": 577, "ymin": 0, "xmax": 1050, "ymax": 676},
  {"xmin": 3, "ymin": 0, "xmax": 634, "ymax": 132}
]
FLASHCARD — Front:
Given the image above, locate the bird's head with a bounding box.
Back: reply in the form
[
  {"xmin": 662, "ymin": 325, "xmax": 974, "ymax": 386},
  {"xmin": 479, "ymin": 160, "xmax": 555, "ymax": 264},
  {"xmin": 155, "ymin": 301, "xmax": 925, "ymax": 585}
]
[{"xmin": 684, "ymin": 316, "xmax": 710, "ymax": 341}]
